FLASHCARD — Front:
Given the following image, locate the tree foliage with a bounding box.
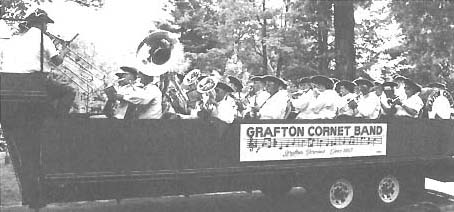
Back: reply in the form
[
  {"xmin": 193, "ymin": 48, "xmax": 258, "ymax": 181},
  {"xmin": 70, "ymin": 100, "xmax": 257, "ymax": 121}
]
[{"xmin": 390, "ymin": 0, "xmax": 454, "ymax": 88}]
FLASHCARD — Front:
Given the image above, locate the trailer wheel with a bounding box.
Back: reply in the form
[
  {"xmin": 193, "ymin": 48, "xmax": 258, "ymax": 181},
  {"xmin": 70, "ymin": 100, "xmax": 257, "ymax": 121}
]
[
  {"xmin": 374, "ymin": 173, "xmax": 424, "ymax": 208},
  {"xmin": 377, "ymin": 175, "xmax": 400, "ymax": 204},
  {"xmin": 328, "ymin": 178, "xmax": 354, "ymax": 210}
]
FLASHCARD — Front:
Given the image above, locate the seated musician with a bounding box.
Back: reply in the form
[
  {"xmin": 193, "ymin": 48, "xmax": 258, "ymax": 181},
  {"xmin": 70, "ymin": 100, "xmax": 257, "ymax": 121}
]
[
  {"xmin": 393, "ymin": 79, "xmax": 423, "ymax": 118},
  {"xmin": 211, "ymin": 82, "xmax": 236, "ymax": 123},
  {"xmin": 349, "ymin": 79, "xmax": 381, "ymax": 119},
  {"xmin": 116, "ymin": 71, "xmax": 162, "ymax": 119},
  {"xmin": 379, "ymin": 81, "xmax": 398, "ymax": 118},
  {"xmin": 1, "ymin": 9, "xmax": 75, "ymax": 116},
  {"xmin": 292, "ymin": 77, "xmax": 316, "ymax": 119},
  {"xmin": 244, "ymin": 76, "xmax": 270, "ymax": 119},
  {"xmin": 393, "ymin": 75, "xmax": 408, "ymax": 101},
  {"xmin": 103, "ymin": 66, "xmax": 139, "ymax": 119},
  {"xmin": 255, "ymin": 75, "xmax": 289, "ymax": 119},
  {"xmin": 304, "ymin": 75, "xmax": 339, "ymax": 119},
  {"xmin": 335, "ymin": 80, "xmax": 357, "ymax": 117},
  {"xmin": 425, "ymin": 82, "xmax": 452, "ymax": 119}
]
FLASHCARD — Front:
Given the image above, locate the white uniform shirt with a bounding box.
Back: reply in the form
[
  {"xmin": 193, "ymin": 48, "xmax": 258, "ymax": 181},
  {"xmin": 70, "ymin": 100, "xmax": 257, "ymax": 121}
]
[
  {"xmin": 259, "ymin": 90, "xmax": 289, "ymax": 119},
  {"xmin": 428, "ymin": 94, "xmax": 451, "ymax": 119},
  {"xmin": 395, "ymin": 93, "xmax": 423, "ymax": 118},
  {"xmin": 355, "ymin": 92, "xmax": 381, "ymax": 119},
  {"xmin": 305, "ymin": 89, "xmax": 340, "ymax": 119},
  {"xmin": 337, "ymin": 93, "xmax": 357, "ymax": 117},
  {"xmin": 123, "ymin": 83, "xmax": 162, "ymax": 119},
  {"xmin": 212, "ymin": 95, "xmax": 236, "ymax": 123},
  {"xmin": 1, "ymin": 28, "xmax": 57, "ymax": 73},
  {"xmin": 249, "ymin": 90, "xmax": 270, "ymax": 107},
  {"xmin": 292, "ymin": 89, "xmax": 316, "ymax": 119}
]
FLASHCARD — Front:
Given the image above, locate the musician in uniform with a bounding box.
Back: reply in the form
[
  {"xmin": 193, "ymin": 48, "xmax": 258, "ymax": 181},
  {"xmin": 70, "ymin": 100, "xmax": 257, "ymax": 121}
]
[
  {"xmin": 104, "ymin": 66, "xmax": 139, "ymax": 119},
  {"xmin": 425, "ymin": 82, "xmax": 452, "ymax": 119},
  {"xmin": 292, "ymin": 77, "xmax": 316, "ymax": 119},
  {"xmin": 380, "ymin": 82, "xmax": 398, "ymax": 118},
  {"xmin": 116, "ymin": 71, "xmax": 162, "ymax": 119},
  {"xmin": 227, "ymin": 76, "xmax": 246, "ymax": 119},
  {"xmin": 244, "ymin": 76, "xmax": 270, "ymax": 119},
  {"xmin": 335, "ymin": 80, "xmax": 357, "ymax": 117},
  {"xmin": 393, "ymin": 75, "xmax": 408, "ymax": 101},
  {"xmin": 212, "ymin": 82, "xmax": 236, "ymax": 123},
  {"xmin": 304, "ymin": 75, "xmax": 339, "ymax": 119},
  {"xmin": 394, "ymin": 79, "xmax": 423, "ymax": 118},
  {"xmin": 1, "ymin": 9, "xmax": 75, "ymax": 116},
  {"xmin": 351, "ymin": 79, "xmax": 381, "ymax": 119},
  {"xmin": 256, "ymin": 75, "xmax": 289, "ymax": 119}
]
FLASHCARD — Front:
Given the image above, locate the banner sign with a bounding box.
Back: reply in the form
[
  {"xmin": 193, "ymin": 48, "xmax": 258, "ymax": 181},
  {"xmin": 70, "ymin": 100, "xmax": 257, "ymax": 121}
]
[{"xmin": 240, "ymin": 123, "xmax": 387, "ymax": 162}]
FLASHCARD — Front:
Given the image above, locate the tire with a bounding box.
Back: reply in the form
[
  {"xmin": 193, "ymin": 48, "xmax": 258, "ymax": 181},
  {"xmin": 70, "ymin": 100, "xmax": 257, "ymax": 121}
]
[
  {"xmin": 374, "ymin": 172, "xmax": 425, "ymax": 208},
  {"xmin": 310, "ymin": 177, "xmax": 359, "ymax": 211}
]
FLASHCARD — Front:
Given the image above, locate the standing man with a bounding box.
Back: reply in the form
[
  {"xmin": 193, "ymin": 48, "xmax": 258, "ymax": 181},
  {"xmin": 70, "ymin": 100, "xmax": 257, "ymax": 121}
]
[
  {"xmin": 394, "ymin": 79, "xmax": 423, "ymax": 118},
  {"xmin": 256, "ymin": 75, "xmax": 289, "ymax": 119},
  {"xmin": 116, "ymin": 71, "xmax": 162, "ymax": 119},
  {"xmin": 351, "ymin": 79, "xmax": 381, "ymax": 119},
  {"xmin": 1, "ymin": 9, "xmax": 75, "ymax": 116}
]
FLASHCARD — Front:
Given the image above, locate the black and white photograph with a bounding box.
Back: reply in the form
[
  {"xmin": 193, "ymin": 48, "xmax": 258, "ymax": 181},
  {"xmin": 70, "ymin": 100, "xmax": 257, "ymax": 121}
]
[{"xmin": 0, "ymin": 0, "xmax": 453, "ymax": 211}]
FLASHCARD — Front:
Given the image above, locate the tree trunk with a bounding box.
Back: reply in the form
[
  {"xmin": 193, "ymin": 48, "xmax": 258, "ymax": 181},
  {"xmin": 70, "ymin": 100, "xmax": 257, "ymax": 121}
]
[
  {"xmin": 334, "ymin": 1, "xmax": 355, "ymax": 80},
  {"xmin": 317, "ymin": 0, "xmax": 331, "ymax": 75},
  {"xmin": 261, "ymin": 0, "xmax": 268, "ymax": 75}
]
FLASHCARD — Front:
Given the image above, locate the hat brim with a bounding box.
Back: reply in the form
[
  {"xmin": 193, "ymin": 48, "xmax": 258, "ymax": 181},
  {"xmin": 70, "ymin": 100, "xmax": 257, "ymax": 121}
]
[
  {"xmin": 311, "ymin": 75, "xmax": 334, "ymax": 89},
  {"xmin": 262, "ymin": 75, "xmax": 287, "ymax": 87},
  {"xmin": 354, "ymin": 79, "xmax": 374, "ymax": 87},
  {"xmin": 216, "ymin": 82, "xmax": 234, "ymax": 93}
]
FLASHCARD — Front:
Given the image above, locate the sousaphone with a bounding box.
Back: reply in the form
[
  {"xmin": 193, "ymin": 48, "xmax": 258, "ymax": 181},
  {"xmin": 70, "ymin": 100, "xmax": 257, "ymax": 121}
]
[{"xmin": 136, "ymin": 30, "xmax": 184, "ymax": 76}]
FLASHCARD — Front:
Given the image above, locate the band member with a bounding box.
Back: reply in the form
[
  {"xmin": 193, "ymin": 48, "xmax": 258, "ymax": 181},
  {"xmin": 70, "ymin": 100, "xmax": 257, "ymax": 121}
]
[
  {"xmin": 304, "ymin": 75, "xmax": 339, "ymax": 119},
  {"xmin": 1, "ymin": 9, "xmax": 75, "ymax": 116},
  {"xmin": 256, "ymin": 75, "xmax": 289, "ymax": 119},
  {"xmin": 244, "ymin": 75, "xmax": 270, "ymax": 118},
  {"xmin": 212, "ymin": 82, "xmax": 236, "ymax": 123},
  {"xmin": 394, "ymin": 79, "xmax": 423, "ymax": 118},
  {"xmin": 351, "ymin": 79, "xmax": 381, "ymax": 119},
  {"xmin": 393, "ymin": 75, "xmax": 408, "ymax": 101},
  {"xmin": 104, "ymin": 66, "xmax": 139, "ymax": 119},
  {"xmin": 292, "ymin": 77, "xmax": 316, "ymax": 119},
  {"xmin": 227, "ymin": 76, "xmax": 246, "ymax": 118},
  {"xmin": 116, "ymin": 71, "xmax": 162, "ymax": 119},
  {"xmin": 425, "ymin": 82, "xmax": 452, "ymax": 119},
  {"xmin": 380, "ymin": 81, "xmax": 398, "ymax": 117},
  {"xmin": 335, "ymin": 80, "xmax": 357, "ymax": 117}
]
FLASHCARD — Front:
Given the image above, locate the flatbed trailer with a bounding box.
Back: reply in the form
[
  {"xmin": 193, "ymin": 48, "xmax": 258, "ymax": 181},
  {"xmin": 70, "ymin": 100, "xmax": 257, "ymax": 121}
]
[{"xmin": 1, "ymin": 73, "xmax": 454, "ymax": 211}]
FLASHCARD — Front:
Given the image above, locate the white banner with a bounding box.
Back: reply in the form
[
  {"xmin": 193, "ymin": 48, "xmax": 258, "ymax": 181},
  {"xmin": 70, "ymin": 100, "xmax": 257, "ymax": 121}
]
[{"xmin": 240, "ymin": 123, "xmax": 387, "ymax": 162}]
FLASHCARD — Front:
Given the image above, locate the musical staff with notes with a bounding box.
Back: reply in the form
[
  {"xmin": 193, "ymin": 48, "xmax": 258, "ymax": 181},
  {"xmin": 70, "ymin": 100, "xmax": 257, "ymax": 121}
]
[{"xmin": 246, "ymin": 136, "xmax": 383, "ymax": 153}]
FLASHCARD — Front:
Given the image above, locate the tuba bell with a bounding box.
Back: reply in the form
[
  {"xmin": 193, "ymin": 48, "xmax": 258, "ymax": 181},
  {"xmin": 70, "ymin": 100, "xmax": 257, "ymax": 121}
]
[{"xmin": 136, "ymin": 30, "xmax": 184, "ymax": 77}]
